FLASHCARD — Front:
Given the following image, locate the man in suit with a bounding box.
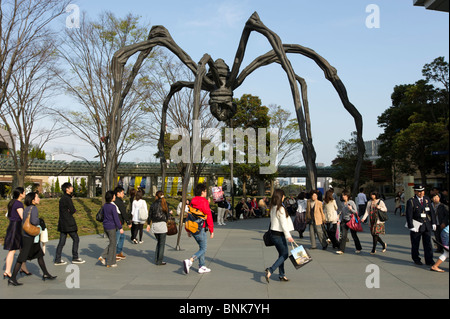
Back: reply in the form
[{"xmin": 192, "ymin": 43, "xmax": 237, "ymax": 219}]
[{"xmin": 406, "ymin": 185, "xmax": 437, "ymax": 265}]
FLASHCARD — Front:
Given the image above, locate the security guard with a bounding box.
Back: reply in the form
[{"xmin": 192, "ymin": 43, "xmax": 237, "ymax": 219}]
[{"xmin": 405, "ymin": 185, "xmax": 437, "ymax": 265}]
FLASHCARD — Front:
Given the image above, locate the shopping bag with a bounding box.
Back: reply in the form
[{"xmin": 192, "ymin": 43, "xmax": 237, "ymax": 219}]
[
  {"xmin": 335, "ymin": 221, "xmax": 341, "ymax": 241},
  {"xmin": 346, "ymin": 214, "xmax": 363, "ymax": 232},
  {"xmin": 289, "ymin": 242, "xmax": 312, "ymax": 269}
]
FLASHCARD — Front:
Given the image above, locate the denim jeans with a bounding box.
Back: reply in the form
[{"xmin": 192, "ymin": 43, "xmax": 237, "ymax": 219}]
[
  {"xmin": 192, "ymin": 228, "xmax": 207, "ymax": 267},
  {"xmin": 155, "ymin": 233, "xmax": 167, "ymax": 265},
  {"xmin": 269, "ymin": 234, "xmax": 288, "ymax": 277},
  {"xmin": 55, "ymin": 231, "xmax": 80, "ymax": 262},
  {"xmin": 116, "ymin": 229, "xmax": 125, "ymax": 254}
]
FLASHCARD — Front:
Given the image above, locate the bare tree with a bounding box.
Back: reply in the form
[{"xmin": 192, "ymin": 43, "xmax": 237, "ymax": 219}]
[
  {"xmin": 52, "ymin": 11, "xmax": 156, "ymax": 195},
  {"xmin": 0, "ymin": 0, "xmax": 69, "ymax": 110},
  {"xmin": 0, "ymin": 29, "xmax": 61, "ymax": 188},
  {"xmin": 268, "ymin": 104, "xmax": 302, "ymax": 166}
]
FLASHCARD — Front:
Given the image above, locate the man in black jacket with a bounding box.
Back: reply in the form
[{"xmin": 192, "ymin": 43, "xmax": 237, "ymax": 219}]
[
  {"xmin": 406, "ymin": 185, "xmax": 437, "ymax": 266},
  {"xmin": 114, "ymin": 186, "xmax": 131, "ymax": 260},
  {"xmin": 54, "ymin": 182, "xmax": 85, "ymax": 265}
]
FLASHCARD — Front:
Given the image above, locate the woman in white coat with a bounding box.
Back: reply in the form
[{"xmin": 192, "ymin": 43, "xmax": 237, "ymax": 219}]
[
  {"xmin": 130, "ymin": 189, "xmax": 147, "ymax": 244},
  {"xmin": 265, "ymin": 189, "xmax": 295, "ymax": 283},
  {"xmin": 362, "ymin": 191, "xmax": 387, "ymax": 254}
]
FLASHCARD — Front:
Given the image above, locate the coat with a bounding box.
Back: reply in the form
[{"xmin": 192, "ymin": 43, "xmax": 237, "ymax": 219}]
[
  {"xmin": 406, "ymin": 196, "xmax": 436, "ymax": 232},
  {"xmin": 306, "ymin": 200, "xmax": 326, "ymax": 225},
  {"xmin": 57, "ymin": 193, "xmax": 78, "ymax": 233}
]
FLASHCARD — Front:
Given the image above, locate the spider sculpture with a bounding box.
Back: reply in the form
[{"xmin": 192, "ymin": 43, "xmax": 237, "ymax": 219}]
[{"xmin": 111, "ymin": 12, "xmax": 365, "ymax": 242}]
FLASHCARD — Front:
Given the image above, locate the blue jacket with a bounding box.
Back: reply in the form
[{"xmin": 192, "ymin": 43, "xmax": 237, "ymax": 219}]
[{"xmin": 102, "ymin": 203, "xmax": 123, "ymax": 231}]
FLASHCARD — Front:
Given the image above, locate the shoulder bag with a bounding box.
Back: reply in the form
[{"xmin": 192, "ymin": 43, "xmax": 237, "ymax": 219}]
[
  {"xmin": 23, "ymin": 207, "xmax": 41, "ymax": 237},
  {"xmin": 376, "ymin": 200, "xmax": 388, "ymax": 222},
  {"xmin": 263, "ymin": 223, "xmax": 274, "ymax": 247}
]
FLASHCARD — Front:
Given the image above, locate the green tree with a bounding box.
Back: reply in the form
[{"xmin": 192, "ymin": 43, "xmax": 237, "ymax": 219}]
[
  {"xmin": 377, "ymin": 57, "xmax": 449, "ymax": 187},
  {"xmin": 225, "ymin": 94, "xmax": 273, "ymax": 196},
  {"xmin": 55, "ymin": 178, "xmax": 61, "ymax": 194},
  {"xmin": 80, "ymin": 178, "xmax": 87, "ymax": 197},
  {"xmin": 331, "ymin": 132, "xmax": 372, "ymax": 190}
]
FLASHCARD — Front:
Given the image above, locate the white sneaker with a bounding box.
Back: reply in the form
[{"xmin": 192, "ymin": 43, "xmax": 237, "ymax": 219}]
[
  {"xmin": 183, "ymin": 259, "xmax": 192, "ymax": 274},
  {"xmin": 198, "ymin": 266, "xmax": 211, "ymax": 274}
]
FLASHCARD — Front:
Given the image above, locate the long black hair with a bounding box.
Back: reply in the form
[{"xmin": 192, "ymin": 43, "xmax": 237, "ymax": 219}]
[
  {"xmin": 269, "ymin": 189, "xmax": 288, "ymax": 218},
  {"xmin": 7, "ymin": 187, "xmax": 24, "ymax": 218}
]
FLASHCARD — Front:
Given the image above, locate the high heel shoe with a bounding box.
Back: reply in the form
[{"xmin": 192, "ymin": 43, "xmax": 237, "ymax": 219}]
[
  {"xmin": 42, "ymin": 274, "xmax": 57, "ymax": 281},
  {"xmin": 20, "ymin": 270, "xmax": 32, "ymax": 276},
  {"xmin": 3, "ymin": 272, "xmax": 11, "ymax": 279},
  {"xmin": 264, "ymin": 268, "xmax": 271, "ymax": 283},
  {"xmin": 7, "ymin": 278, "xmax": 23, "ymax": 286}
]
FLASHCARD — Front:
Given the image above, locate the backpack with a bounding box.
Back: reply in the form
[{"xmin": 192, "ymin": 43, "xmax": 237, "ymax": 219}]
[
  {"xmin": 138, "ymin": 201, "xmax": 148, "ymax": 221},
  {"xmin": 185, "ymin": 205, "xmax": 207, "ymax": 235}
]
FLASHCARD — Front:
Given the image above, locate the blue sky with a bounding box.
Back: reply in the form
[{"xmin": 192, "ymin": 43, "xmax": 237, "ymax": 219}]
[{"xmin": 47, "ymin": 0, "xmax": 449, "ymax": 166}]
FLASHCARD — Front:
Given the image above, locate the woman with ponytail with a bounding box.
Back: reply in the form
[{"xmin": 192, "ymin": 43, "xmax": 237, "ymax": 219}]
[{"xmin": 147, "ymin": 191, "xmax": 172, "ymax": 265}]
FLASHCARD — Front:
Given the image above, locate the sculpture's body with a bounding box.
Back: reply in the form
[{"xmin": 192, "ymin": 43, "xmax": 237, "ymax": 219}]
[{"xmin": 111, "ymin": 12, "xmax": 365, "ymax": 248}]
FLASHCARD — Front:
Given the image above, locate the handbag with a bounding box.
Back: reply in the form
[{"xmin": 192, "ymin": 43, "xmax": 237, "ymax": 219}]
[
  {"xmin": 289, "ymin": 242, "xmax": 312, "ymax": 269},
  {"xmin": 263, "ymin": 223, "xmax": 274, "ymax": 247},
  {"xmin": 376, "ymin": 200, "xmax": 388, "ymax": 222},
  {"xmin": 96, "ymin": 207, "xmax": 104, "ymax": 222},
  {"xmin": 167, "ymin": 218, "xmax": 178, "ymax": 236},
  {"xmin": 346, "ymin": 214, "xmax": 363, "ymax": 232},
  {"xmin": 23, "ymin": 207, "xmax": 41, "ymax": 237}
]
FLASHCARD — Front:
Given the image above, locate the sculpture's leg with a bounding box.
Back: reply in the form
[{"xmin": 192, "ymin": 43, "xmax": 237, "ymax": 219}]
[
  {"xmin": 230, "ymin": 12, "xmax": 317, "ymax": 189},
  {"xmin": 158, "ymin": 81, "xmax": 195, "ymax": 191},
  {"xmin": 233, "ymin": 37, "xmax": 365, "ymax": 194},
  {"xmin": 176, "ymin": 54, "xmax": 212, "ymax": 250}
]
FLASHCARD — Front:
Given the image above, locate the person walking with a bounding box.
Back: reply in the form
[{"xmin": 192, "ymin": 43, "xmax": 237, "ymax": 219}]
[
  {"xmin": 336, "ymin": 190, "xmax": 362, "ymax": 255},
  {"xmin": 265, "ymin": 189, "xmax": 295, "ymax": 283},
  {"xmin": 3, "ymin": 187, "xmax": 31, "ymax": 279},
  {"xmin": 114, "ymin": 186, "xmax": 131, "ymax": 260},
  {"xmin": 54, "ymin": 182, "xmax": 85, "ymax": 265},
  {"xmin": 356, "ymin": 187, "xmax": 368, "ymax": 221},
  {"xmin": 431, "ymin": 193, "xmax": 449, "ymax": 254},
  {"xmin": 406, "ymin": 185, "xmax": 437, "ymax": 266},
  {"xmin": 362, "ymin": 191, "xmax": 387, "ymax": 254},
  {"xmin": 323, "ymin": 189, "xmax": 340, "ymax": 249},
  {"xmin": 394, "ymin": 192, "xmax": 402, "ymax": 215},
  {"xmin": 306, "ymin": 190, "xmax": 328, "ymax": 250},
  {"xmin": 130, "ymin": 189, "xmax": 147, "ymax": 244},
  {"xmin": 293, "ymin": 192, "xmax": 307, "ymax": 238},
  {"xmin": 99, "ymin": 191, "xmax": 123, "ymax": 268},
  {"xmin": 8, "ymin": 192, "xmax": 56, "ymax": 286},
  {"xmin": 430, "ymin": 225, "xmax": 449, "ymax": 272},
  {"xmin": 183, "ymin": 183, "xmax": 214, "ymax": 275},
  {"xmin": 146, "ymin": 191, "xmax": 171, "ymax": 265},
  {"xmin": 217, "ymin": 197, "xmax": 228, "ymax": 225}
]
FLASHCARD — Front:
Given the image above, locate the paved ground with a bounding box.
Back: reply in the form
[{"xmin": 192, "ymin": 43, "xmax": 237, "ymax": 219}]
[{"xmin": 1, "ymin": 198, "xmax": 448, "ymax": 300}]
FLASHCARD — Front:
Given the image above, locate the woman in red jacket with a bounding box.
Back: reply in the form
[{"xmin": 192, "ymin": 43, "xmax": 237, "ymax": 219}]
[{"xmin": 183, "ymin": 183, "xmax": 214, "ymax": 274}]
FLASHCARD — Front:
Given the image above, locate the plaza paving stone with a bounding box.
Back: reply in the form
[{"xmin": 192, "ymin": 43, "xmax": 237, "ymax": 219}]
[{"xmin": 1, "ymin": 198, "xmax": 448, "ymax": 300}]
